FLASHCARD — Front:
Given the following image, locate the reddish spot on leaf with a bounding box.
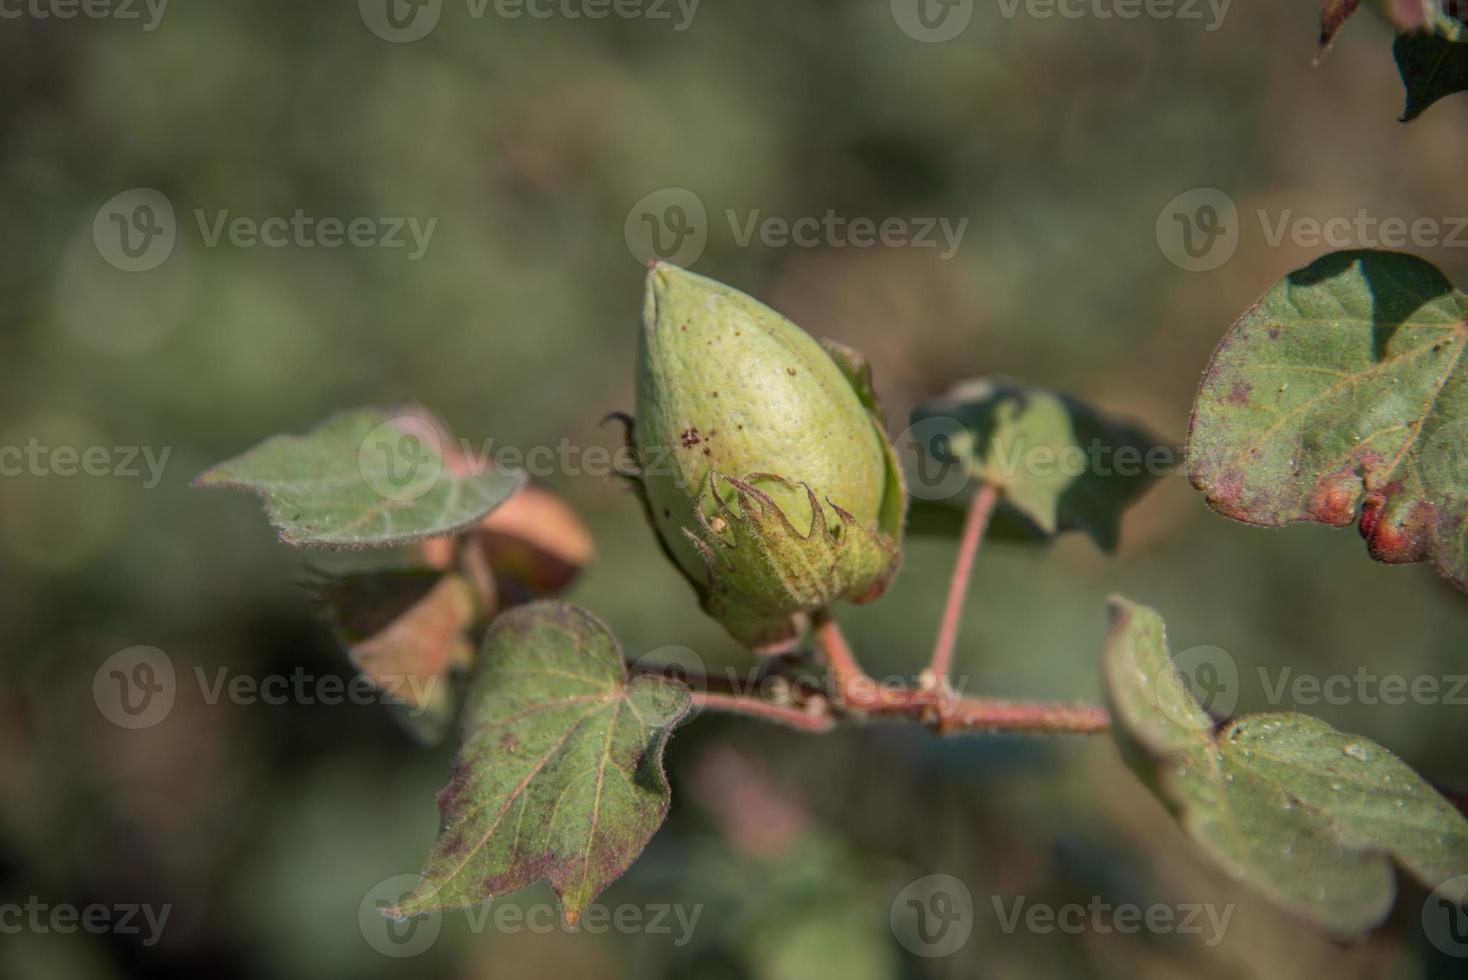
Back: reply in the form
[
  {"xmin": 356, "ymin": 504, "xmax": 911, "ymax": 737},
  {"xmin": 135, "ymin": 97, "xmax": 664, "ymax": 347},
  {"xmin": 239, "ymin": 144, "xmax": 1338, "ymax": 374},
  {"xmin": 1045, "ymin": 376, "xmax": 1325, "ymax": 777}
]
[
  {"xmin": 1223, "ymin": 381, "xmax": 1252, "ymax": 406},
  {"xmin": 1358, "ymin": 492, "xmax": 1386, "ymax": 542},
  {"xmin": 1306, "ymin": 473, "xmax": 1359, "ymax": 528},
  {"xmin": 1366, "ymin": 501, "xmax": 1434, "ymax": 564}
]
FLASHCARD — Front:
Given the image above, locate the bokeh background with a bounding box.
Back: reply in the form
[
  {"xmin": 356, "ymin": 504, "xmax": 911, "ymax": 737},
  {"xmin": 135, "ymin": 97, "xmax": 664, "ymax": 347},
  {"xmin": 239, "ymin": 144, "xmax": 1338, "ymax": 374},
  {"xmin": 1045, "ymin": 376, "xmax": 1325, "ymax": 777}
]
[{"xmin": 4, "ymin": 2, "xmax": 1468, "ymax": 977}]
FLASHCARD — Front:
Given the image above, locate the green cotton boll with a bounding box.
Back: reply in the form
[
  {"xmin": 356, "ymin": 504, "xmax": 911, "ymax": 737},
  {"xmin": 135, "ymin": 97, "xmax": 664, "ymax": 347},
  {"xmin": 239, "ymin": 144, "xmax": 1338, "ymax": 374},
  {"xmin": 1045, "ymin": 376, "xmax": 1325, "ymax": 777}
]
[{"xmin": 629, "ymin": 263, "xmax": 905, "ymax": 653}]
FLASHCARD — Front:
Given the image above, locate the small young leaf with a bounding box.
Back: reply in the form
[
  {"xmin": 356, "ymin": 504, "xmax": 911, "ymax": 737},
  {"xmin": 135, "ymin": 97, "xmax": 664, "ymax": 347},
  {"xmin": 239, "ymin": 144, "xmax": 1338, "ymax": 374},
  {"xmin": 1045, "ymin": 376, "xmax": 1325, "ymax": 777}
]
[
  {"xmin": 195, "ymin": 408, "xmax": 523, "ymax": 547},
  {"xmin": 312, "ymin": 568, "xmax": 478, "ymax": 741},
  {"xmin": 907, "ymin": 378, "xmax": 1170, "ymax": 550},
  {"xmin": 1317, "ymin": 0, "xmax": 1362, "ymax": 60},
  {"xmin": 1187, "ymin": 250, "xmax": 1468, "ymax": 590},
  {"xmin": 1394, "ymin": 24, "xmax": 1468, "ymax": 121},
  {"xmin": 387, "ymin": 602, "xmax": 691, "ymax": 925},
  {"xmin": 474, "ymin": 484, "xmax": 596, "ymax": 601},
  {"xmin": 1103, "ymin": 596, "xmax": 1468, "ymax": 938}
]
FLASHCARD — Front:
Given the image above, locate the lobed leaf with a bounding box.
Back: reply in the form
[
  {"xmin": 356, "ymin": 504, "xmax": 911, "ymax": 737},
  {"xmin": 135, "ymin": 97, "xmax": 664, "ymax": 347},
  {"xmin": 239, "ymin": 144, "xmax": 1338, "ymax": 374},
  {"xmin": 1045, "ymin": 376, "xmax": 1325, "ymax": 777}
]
[
  {"xmin": 196, "ymin": 408, "xmax": 523, "ymax": 548},
  {"xmin": 387, "ymin": 602, "xmax": 691, "ymax": 925},
  {"xmin": 1187, "ymin": 250, "xmax": 1468, "ymax": 590},
  {"xmin": 1103, "ymin": 596, "xmax": 1468, "ymax": 938}
]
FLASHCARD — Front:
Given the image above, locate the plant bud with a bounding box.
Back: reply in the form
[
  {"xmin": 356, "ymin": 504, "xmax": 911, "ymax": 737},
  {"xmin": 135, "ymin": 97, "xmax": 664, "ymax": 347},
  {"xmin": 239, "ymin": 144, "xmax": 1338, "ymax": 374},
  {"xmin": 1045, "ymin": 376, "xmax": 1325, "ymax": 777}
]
[{"xmin": 625, "ymin": 263, "xmax": 904, "ymax": 652}]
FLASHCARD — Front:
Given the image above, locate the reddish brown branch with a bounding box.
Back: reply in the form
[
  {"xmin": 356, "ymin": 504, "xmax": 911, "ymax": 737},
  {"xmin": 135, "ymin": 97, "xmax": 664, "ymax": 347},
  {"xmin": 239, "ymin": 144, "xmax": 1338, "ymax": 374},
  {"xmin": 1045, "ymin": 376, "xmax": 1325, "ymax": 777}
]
[
  {"xmin": 691, "ymin": 691, "xmax": 835, "ymax": 732},
  {"xmin": 926, "ymin": 482, "xmax": 1000, "ymax": 685},
  {"xmin": 806, "ymin": 610, "xmax": 1110, "ymax": 736}
]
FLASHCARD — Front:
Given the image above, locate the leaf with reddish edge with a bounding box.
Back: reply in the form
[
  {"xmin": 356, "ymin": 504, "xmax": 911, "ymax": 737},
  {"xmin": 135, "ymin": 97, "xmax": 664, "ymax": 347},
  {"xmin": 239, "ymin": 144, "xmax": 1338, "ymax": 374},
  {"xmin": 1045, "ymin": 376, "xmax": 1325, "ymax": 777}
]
[
  {"xmin": 1187, "ymin": 250, "xmax": 1468, "ymax": 590},
  {"xmin": 387, "ymin": 602, "xmax": 690, "ymax": 925}
]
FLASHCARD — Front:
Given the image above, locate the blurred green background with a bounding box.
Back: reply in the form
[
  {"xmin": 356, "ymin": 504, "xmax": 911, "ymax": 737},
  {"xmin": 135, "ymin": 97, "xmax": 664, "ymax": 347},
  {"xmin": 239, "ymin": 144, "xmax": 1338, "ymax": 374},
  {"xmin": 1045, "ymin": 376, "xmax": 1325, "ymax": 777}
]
[{"xmin": 3, "ymin": 2, "xmax": 1468, "ymax": 977}]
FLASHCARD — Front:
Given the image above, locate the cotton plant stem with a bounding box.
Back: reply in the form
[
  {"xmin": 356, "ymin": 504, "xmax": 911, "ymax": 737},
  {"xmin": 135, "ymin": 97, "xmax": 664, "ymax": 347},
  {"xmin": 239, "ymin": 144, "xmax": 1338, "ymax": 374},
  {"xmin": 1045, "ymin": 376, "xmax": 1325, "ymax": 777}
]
[
  {"xmin": 924, "ymin": 482, "xmax": 1000, "ymax": 688},
  {"xmin": 810, "ymin": 605, "xmax": 1109, "ymax": 735},
  {"xmin": 690, "ymin": 691, "xmax": 835, "ymax": 732},
  {"xmin": 810, "ymin": 608, "xmax": 889, "ymax": 706},
  {"xmin": 924, "ymin": 695, "xmax": 1110, "ymax": 735}
]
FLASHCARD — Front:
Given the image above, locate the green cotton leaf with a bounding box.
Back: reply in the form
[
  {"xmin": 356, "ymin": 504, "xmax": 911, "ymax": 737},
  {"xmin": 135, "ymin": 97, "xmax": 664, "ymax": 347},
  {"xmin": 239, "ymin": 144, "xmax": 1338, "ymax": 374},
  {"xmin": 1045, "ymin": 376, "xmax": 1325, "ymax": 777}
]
[
  {"xmin": 906, "ymin": 378, "xmax": 1170, "ymax": 550},
  {"xmin": 195, "ymin": 408, "xmax": 523, "ymax": 547},
  {"xmin": 1395, "ymin": 21, "xmax": 1468, "ymax": 121},
  {"xmin": 387, "ymin": 602, "xmax": 691, "ymax": 925},
  {"xmin": 1187, "ymin": 250, "xmax": 1468, "ymax": 590},
  {"xmin": 1102, "ymin": 596, "xmax": 1468, "ymax": 938}
]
